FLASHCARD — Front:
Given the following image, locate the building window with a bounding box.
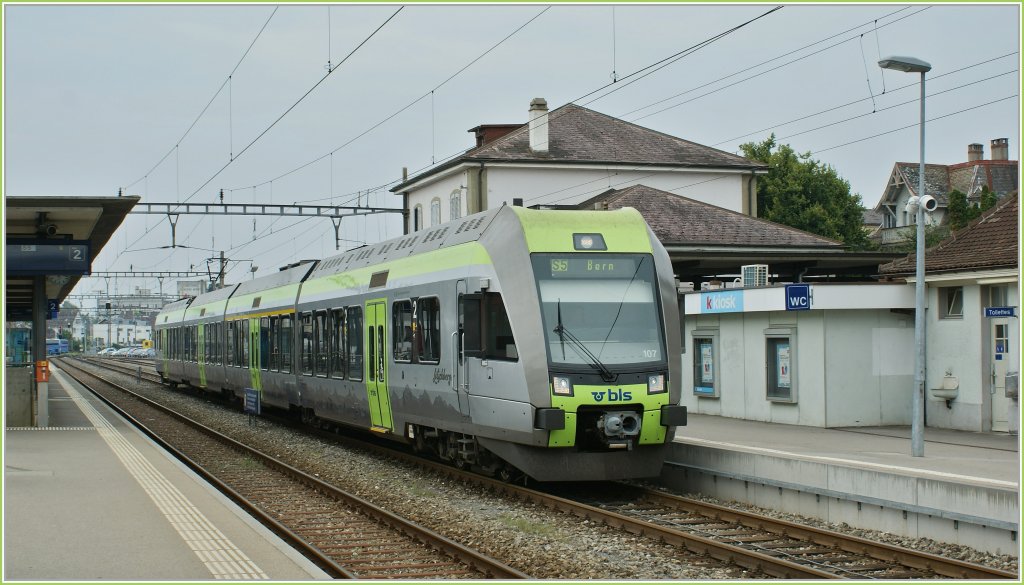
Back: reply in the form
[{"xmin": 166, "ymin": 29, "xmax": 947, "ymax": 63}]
[
  {"xmin": 766, "ymin": 334, "xmax": 796, "ymax": 402},
  {"xmin": 988, "ymin": 285, "xmax": 1008, "ymax": 308},
  {"xmin": 450, "ymin": 189, "xmax": 462, "ymax": 220},
  {"xmin": 430, "ymin": 198, "xmax": 441, "ymax": 226},
  {"xmin": 940, "ymin": 287, "xmax": 963, "ymax": 319},
  {"xmin": 692, "ymin": 332, "xmax": 718, "ymax": 397},
  {"xmin": 413, "ymin": 204, "xmax": 422, "ymax": 232}
]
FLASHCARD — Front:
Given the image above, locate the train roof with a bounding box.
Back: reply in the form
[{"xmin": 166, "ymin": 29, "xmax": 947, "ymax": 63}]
[
  {"xmin": 224, "ymin": 260, "xmax": 318, "ymax": 318},
  {"xmin": 155, "ymin": 296, "xmax": 193, "ymax": 327},
  {"xmin": 157, "ymin": 205, "xmax": 655, "ymax": 321},
  {"xmin": 310, "ymin": 207, "xmax": 504, "ymax": 280}
]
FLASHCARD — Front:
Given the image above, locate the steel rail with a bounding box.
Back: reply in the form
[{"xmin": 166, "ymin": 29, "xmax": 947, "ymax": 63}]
[
  {"xmin": 73, "ymin": 356, "xmax": 1017, "ymax": 580},
  {"xmin": 641, "ymin": 489, "xmax": 1018, "ymax": 580},
  {"xmin": 57, "ymin": 358, "xmax": 528, "ymax": 580}
]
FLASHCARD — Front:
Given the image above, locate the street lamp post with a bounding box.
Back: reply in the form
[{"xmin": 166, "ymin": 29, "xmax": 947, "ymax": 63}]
[{"xmin": 879, "ymin": 55, "xmax": 931, "ymax": 457}]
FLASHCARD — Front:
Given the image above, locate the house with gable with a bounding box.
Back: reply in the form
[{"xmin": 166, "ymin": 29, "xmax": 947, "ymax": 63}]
[
  {"xmin": 880, "ymin": 193, "xmax": 1019, "ymax": 434},
  {"xmin": 872, "ymin": 138, "xmax": 1018, "ymax": 246},
  {"xmin": 391, "ymin": 98, "xmax": 768, "ymax": 231}
]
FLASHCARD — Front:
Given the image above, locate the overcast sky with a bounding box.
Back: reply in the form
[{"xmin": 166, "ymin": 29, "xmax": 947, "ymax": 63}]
[{"xmin": 4, "ymin": 3, "xmax": 1020, "ymax": 302}]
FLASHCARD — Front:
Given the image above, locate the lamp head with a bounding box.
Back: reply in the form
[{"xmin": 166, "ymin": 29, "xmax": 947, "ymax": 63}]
[{"xmin": 878, "ymin": 56, "xmax": 932, "ymax": 73}]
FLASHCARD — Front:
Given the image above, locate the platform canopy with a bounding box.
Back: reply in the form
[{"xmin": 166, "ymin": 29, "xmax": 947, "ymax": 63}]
[{"xmin": 5, "ymin": 196, "xmax": 139, "ymax": 320}]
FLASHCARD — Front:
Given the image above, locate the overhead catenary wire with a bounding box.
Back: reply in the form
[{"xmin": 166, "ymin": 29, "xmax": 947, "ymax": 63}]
[
  {"xmin": 626, "ymin": 7, "xmax": 930, "ymax": 124},
  {"xmin": 123, "ymin": 6, "xmax": 279, "ymax": 191},
  {"xmin": 293, "ymin": 4, "xmax": 912, "ymax": 210},
  {"xmin": 241, "ymin": 3, "xmax": 787, "ymax": 207},
  {"xmin": 711, "ymin": 53, "xmax": 1018, "ymax": 147},
  {"xmin": 108, "ymin": 8, "xmax": 1011, "ymax": 284},
  {"xmin": 118, "ymin": 6, "xmax": 403, "ymax": 257},
  {"xmin": 225, "ymin": 6, "xmax": 552, "ymax": 194}
]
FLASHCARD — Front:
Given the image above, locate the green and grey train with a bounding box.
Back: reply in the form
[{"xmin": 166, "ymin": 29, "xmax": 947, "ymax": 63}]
[{"xmin": 154, "ymin": 206, "xmax": 687, "ymax": 481}]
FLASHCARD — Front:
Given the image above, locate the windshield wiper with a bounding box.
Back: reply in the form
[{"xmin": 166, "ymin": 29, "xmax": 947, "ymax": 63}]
[{"xmin": 554, "ymin": 302, "xmax": 615, "ymax": 383}]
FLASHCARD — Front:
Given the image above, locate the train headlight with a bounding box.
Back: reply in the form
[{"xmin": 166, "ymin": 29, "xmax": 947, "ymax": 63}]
[
  {"xmin": 552, "ymin": 376, "xmax": 574, "ymax": 397},
  {"xmin": 647, "ymin": 374, "xmax": 666, "ymax": 394}
]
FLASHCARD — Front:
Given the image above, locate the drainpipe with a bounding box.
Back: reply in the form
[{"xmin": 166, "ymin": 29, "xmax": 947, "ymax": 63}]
[
  {"xmin": 477, "ymin": 162, "xmax": 485, "ymax": 211},
  {"xmin": 748, "ymin": 172, "xmax": 758, "ymax": 217}
]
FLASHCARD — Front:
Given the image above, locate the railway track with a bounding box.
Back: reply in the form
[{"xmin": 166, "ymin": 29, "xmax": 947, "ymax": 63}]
[
  {"xmin": 565, "ymin": 484, "xmax": 1017, "ymax": 580},
  {"xmin": 69, "ymin": 356, "xmax": 1018, "ymax": 580},
  {"xmin": 55, "ymin": 358, "xmax": 527, "ymax": 580}
]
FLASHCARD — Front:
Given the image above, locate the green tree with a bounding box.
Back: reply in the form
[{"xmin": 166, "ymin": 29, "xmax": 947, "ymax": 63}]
[
  {"xmin": 947, "ymin": 186, "xmax": 998, "ymax": 230},
  {"xmin": 740, "ymin": 135, "xmax": 871, "ymax": 249}
]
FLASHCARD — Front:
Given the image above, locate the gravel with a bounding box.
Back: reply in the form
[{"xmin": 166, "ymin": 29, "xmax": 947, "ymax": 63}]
[{"xmin": 84, "ymin": 361, "xmax": 1019, "ymax": 579}]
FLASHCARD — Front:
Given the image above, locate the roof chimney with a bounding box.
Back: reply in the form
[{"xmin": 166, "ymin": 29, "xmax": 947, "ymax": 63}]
[
  {"xmin": 967, "ymin": 143, "xmax": 984, "ymax": 162},
  {"xmin": 991, "ymin": 138, "xmax": 1009, "ymax": 161},
  {"xmin": 528, "ymin": 98, "xmax": 549, "ymax": 154}
]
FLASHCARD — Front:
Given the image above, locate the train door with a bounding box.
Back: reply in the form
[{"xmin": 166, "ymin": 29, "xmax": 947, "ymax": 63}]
[
  {"xmin": 198, "ymin": 322, "xmax": 207, "ymax": 388},
  {"xmin": 991, "ymin": 319, "xmax": 1010, "ymax": 432},
  {"xmin": 365, "ymin": 299, "xmax": 393, "ymax": 431},
  {"xmin": 249, "ymin": 317, "xmax": 262, "ymax": 393},
  {"xmin": 160, "ymin": 329, "xmax": 169, "ymax": 375}
]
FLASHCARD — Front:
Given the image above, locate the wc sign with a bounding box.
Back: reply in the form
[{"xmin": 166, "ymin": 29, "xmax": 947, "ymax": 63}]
[{"xmin": 785, "ymin": 284, "xmax": 811, "ymax": 311}]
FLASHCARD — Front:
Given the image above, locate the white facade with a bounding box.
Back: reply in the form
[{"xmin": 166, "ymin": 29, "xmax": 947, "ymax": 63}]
[
  {"xmin": 681, "ymin": 279, "xmax": 1020, "ymax": 433},
  {"xmin": 404, "ymin": 163, "xmax": 753, "ymax": 231},
  {"xmin": 681, "ymin": 283, "xmax": 918, "ymax": 427},
  {"xmin": 880, "ymin": 182, "xmax": 948, "ymax": 230},
  {"xmin": 913, "ymin": 269, "xmax": 1019, "ymax": 433}
]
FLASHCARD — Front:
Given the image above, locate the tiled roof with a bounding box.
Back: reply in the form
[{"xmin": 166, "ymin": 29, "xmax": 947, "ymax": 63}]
[
  {"xmin": 465, "ymin": 104, "xmax": 764, "ymax": 169},
  {"xmin": 876, "ymin": 160, "xmax": 1018, "ymax": 209},
  {"xmin": 879, "ymin": 192, "xmax": 1018, "ymax": 274},
  {"xmin": 578, "ymin": 184, "xmax": 843, "ymax": 249},
  {"xmin": 393, "ymin": 103, "xmax": 766, "ymax": 192},
  {"xmin": 895, "ymin": 163, "xmax": 955, "ymax": 204},
  {"xmin": 862, "ymin": 208, "xmax": 885, "ymax": 226}
]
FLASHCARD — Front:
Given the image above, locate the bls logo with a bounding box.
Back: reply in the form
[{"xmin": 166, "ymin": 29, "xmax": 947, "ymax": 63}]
[{"xmin": 591, "ymin": 388, "xmax": 632, "ymax": 402}]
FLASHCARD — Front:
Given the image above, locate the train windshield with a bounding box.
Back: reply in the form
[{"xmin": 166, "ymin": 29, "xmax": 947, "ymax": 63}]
[{"xmin": 532, "ymin": 253, "xmax": 666, "ymax": 370}]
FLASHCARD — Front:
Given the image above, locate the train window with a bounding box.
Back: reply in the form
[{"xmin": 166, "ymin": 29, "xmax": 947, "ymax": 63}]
[
  {"xmin": 260, "ymin": 317, "xmax": 270, "ymax": 371},
  {"xmin": 460, "ymin": 293, "xmax": 517, "ymax": 362},
  {"xmin": 484, "ymin": 293, "xmax": 517, "ymax": 361},
  {"xmin": 301, "ymin": 312, "xmax": 313, "ymax": 376},
  {"xmin": 280, "ymin": 314, "xmax": 293, "ymax": 374},
  {"xmin": 226, "ymin": 322, "xmax": 236, "ymax": 367},
  {"xmin": 367, "ymin": 324, "xmax": 376, "ymax": 382},
  {"xmin": 314, "ymin": 311, "xmax": 328, "ymax": 377},
  {"xmin": 241, "ymin": 320, "xmax": 249, "ymax": 367},
  {"xmin": 346, "ymin": 307, "xmax": 363, "ymax": 381},
  {"xmin": 269, "ymin": 316, "xmax": 279, "ymax": 371},
  {"xmin": 204, "ymin": 324, "xmax": 212, "ymax": 365},
  {"xmin": 330, "ymin": 309, "xmax": 345, "ymax": 379},
  {"xmin": 393, "ymin": 301, "xmax": 413, "ymax": 362},
  {"xmin": 418, "ymin": 297, "xmax": 441, "ymax": 364}
]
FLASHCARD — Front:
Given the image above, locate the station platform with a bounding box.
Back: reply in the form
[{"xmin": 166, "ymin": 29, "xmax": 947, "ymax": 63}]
[
  {"xmin": 664, "ymin": 414, "xmax": 1020, "ymax": 556},
  {"xmin": 3, "ymin": 365, "xmax": 330, "ymax": 581}
]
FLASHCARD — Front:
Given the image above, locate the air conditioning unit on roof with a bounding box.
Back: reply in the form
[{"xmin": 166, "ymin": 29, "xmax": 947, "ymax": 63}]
[{"xmin": 741, "ymin": 264, "xmax": 769, "ymax": 287}]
